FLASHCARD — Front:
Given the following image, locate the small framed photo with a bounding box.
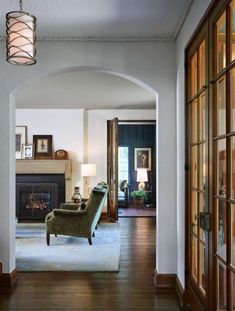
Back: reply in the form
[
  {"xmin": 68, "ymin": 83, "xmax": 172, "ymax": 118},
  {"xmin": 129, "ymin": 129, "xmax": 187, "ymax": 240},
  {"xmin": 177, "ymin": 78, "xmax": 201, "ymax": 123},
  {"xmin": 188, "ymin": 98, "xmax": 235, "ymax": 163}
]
[
  {"xmin": 16, "ymin": 126, "xmax": 27, "ymax": 159},
  {"xmin": 22, "ymin": 144, "xmax": 34, "ymax": 159},
  {"xmin": 33, "ymin": 135, "xmax": 53, "ymax": 159},
  {"xmin": 134, "ymin": 148, "xmax": 151, "ymax": 171}
]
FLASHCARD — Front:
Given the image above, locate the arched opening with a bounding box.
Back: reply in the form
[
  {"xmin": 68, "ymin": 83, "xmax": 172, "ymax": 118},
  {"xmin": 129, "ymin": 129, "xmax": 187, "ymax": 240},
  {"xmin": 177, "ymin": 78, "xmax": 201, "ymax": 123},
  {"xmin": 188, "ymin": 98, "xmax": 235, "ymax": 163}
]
[{"xmin": 12, "ymin": 66, "xmax": 159, "ymax": 272}]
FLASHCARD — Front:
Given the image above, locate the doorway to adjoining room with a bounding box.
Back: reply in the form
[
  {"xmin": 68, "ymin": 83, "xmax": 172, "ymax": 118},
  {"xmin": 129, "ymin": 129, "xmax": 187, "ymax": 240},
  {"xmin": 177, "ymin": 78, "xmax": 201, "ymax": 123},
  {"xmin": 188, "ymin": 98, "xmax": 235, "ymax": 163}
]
[{"xmin": 117, "ymin": 121, "xmax": 156, "ymax": 218}]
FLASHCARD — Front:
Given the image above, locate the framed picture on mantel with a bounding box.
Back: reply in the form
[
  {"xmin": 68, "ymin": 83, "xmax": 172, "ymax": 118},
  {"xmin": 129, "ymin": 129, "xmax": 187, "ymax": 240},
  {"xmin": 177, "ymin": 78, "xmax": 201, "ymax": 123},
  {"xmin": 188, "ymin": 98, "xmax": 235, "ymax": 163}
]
[
  {"xmin": 16, "ymin": 126, "xmax": 27, "ymax": 159},
  {"xmin": 33, "ymin": 135, "xmax": 53, "ymax": 159}
]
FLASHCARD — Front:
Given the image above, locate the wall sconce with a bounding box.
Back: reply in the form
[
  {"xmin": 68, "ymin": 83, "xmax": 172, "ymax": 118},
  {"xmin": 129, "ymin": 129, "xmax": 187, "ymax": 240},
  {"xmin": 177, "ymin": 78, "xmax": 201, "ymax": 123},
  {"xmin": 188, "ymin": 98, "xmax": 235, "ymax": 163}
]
[
  {"xmin": 137, "ymin": 169, "xmax": 148, "ymax": 191},
  {"xmin": 6, "ymin": 0, "xmax": 36, "ymax": 65}
]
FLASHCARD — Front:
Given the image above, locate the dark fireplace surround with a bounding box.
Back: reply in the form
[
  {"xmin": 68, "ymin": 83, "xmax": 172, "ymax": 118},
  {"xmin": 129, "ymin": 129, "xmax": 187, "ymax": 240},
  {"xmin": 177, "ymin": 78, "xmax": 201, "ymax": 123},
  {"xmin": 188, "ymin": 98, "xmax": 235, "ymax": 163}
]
[{"xmin": 16, "ymin": 174, "xmax": 65, "ymax": 222}]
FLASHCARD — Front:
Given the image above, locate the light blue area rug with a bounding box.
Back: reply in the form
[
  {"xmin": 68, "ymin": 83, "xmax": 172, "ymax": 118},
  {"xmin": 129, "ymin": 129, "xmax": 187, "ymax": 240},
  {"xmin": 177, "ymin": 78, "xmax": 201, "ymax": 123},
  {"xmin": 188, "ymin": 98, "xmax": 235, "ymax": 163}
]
[{"xmin": 16, "ymin": 223, "xmax": 120, "ymax": 272}]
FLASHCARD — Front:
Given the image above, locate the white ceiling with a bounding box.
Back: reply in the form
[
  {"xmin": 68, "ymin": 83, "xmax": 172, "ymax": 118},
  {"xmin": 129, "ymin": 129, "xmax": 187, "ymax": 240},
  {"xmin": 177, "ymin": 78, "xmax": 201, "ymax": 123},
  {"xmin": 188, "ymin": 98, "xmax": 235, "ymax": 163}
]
[
  {"xmin": 8, "ymin": 0, "xmax": 191, "ymax": 109},
  {"xmin": 0, "ymin": 0, "xmax": 193, "ymax": 41},
  {"xmin": 16, "ymin": 71, "xmax": 156, "ymax": 109}
]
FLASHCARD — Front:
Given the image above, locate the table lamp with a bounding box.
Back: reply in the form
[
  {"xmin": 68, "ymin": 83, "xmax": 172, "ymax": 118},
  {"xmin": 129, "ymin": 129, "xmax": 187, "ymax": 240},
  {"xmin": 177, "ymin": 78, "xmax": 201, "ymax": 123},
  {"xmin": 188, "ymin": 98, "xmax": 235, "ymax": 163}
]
[
  {"xmin": 81, "ymin": 164, "xmax": 97, "ymax": 197},
  {"xmin": 137, "ymin": 169, "xmax": 148, "ymax": 191}
]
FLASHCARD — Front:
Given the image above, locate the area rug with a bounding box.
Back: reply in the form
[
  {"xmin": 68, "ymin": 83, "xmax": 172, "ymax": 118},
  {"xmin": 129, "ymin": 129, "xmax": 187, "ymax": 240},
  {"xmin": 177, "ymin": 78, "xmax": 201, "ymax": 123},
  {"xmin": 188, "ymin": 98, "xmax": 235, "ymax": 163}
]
[{"xmin": 16, "ymin": 223, "xmax": 120, "ymax": 272}]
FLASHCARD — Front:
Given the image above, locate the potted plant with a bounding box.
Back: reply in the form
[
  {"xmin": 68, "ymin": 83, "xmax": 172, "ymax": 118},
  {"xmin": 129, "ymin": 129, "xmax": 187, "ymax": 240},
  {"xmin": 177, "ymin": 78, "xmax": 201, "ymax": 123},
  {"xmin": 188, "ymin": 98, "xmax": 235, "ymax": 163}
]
[{"xmin": 130, "ymin": 190, "xmax": 148, "ymax": 208}]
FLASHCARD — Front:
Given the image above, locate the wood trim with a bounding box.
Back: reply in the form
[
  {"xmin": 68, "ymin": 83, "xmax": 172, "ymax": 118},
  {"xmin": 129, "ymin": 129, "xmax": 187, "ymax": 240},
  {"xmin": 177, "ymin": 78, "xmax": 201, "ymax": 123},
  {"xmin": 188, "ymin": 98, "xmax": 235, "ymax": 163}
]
[
  {"xmin": 154, "ymin": 271, "xmax": 176, "ymax": 292},
  {"xmin": 175, "ymin": 275, "xmax": 185, "ymax": 306},
  {"xmin": 154, "ymin": 271, "xmax": 185, "ymax": 306},
  {"xmin": 0, "ymin": 269, "xmax": 18, "ymax": 289}
]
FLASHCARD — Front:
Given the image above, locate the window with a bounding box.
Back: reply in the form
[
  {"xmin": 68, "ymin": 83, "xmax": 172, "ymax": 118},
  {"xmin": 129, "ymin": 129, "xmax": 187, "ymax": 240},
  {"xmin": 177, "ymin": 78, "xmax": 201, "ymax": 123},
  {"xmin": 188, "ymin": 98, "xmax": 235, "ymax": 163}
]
[{"xmin": 118, "ymin": 147, "xmax": 129, "ymax": 198}]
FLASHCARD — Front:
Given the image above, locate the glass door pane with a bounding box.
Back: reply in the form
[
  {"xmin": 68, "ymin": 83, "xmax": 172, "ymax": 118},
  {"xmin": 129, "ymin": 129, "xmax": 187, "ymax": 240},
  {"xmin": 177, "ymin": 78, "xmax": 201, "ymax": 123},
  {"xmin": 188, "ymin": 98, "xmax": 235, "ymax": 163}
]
[
  {"xmin": 216, "ymin": 12, "xmax": 226, "ymax": 73},
  {"xmin": 191, "ymin": 52, "xmax": 198, "ymax": 97},
  {"xmin": 218, "ymin": 261, "xmax": 227, "ymax": 310},
  {"xmin": 199, "ymin": 242, "xmax": 206, "ymax": 293},
  {"xmin": 217, "ymin": 200, "xmax": 227, "ymax": 260},
  {"xmin": 192, "ymin": 100, "xmax": 198, "ymax": 143},
  {"xmin": 216, "ymin": 139, "xmax": 227, "ymax": 197},
  {"xmin": 192, "ymin": 235, "xmax": 198, "ymax": 281},
  {"xmin": 199, "ymin": 41, "xmax": 206, "ymax": 89},
  {"xmin": 231, "ymin": 204, "xmax": 235, "ymax": 267},
  {"xmin": 199, "ymin": 92, "xmax": 206, "ymax": 141},
  {"xmin": 192, "ymin": 145, "xmax": 198, "ymax": 188},
  {"xmin": 216, "ymin": 76, "xmax": 226, "ymax": 136},
  {"xmin": 232, "ymin": 137, "xmax": 235, "ymax": 199},
  {"xmin": 230, "ymin": 0, "xmax": 235, "ymax": 61},
  {"xmin": 230, "ymin": 68, "xmax": 235, "ymax": 132}
]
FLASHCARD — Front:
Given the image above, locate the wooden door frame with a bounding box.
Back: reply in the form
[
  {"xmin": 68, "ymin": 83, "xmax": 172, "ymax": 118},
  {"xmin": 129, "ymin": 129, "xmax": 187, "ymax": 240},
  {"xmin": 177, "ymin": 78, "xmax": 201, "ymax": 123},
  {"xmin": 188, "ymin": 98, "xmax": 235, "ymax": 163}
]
[
  {"xmin": 185, "ymin": 22, "xmax": 210, "ymax": 310},
  {"xmin": 107, "ymin": 118, "xmax": 119, "ymax": 221},
  {"xmin": 107, "ymin": 119, "xmax": 156, "ymax": 221}
]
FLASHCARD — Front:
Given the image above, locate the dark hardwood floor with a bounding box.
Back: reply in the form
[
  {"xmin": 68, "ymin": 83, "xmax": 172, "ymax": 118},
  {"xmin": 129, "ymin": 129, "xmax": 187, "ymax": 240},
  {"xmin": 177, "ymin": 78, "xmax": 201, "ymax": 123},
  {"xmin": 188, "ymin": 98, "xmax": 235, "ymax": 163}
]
[{"xmin": 0, "ymin": 218, "xmax": 179, "ymax": 311}]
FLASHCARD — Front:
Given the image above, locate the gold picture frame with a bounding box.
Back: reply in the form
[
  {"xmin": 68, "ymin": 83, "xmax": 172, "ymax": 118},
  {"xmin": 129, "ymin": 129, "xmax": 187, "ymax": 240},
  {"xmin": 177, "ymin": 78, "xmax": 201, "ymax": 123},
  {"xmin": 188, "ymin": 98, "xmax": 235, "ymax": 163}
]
[{"xmin": 134, "ymin": 148, "xmax": 151, "ymax": 171}]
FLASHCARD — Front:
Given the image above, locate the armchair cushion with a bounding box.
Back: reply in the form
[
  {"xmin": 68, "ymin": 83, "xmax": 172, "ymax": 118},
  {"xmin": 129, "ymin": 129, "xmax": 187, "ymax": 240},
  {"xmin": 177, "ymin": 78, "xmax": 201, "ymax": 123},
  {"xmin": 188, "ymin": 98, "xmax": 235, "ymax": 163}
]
[
  {"xmin": 53, "ymin": 209, "xmax": 87, "ymax": 217},
  {"xmin": 60, "ymin": 203, "xmax": 80, "ymax": 210}
]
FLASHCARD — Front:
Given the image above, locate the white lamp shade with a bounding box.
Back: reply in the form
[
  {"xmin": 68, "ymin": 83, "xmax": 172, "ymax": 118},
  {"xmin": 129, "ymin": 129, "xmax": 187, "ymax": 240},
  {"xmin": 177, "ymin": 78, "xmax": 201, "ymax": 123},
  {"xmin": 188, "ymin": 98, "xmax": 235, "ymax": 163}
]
[
  {"xmin": 137, "ymin": 169, "xmax": 148, "ymax": 182},
  {"xmin": 6, "ymin": 11, "xmax": 36, "ymax": 65},
  {"xmin": 81, "ymin": 164, "xmax": 97, "ymax": 177}
]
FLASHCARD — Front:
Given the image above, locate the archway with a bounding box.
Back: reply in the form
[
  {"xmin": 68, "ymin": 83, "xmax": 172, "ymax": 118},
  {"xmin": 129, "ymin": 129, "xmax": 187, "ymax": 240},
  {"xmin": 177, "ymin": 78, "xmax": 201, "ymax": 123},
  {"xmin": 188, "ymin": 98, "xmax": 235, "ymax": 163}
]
[{"xmin": 11, "ymin": 66, "xmax": 159, "ymax": 274}]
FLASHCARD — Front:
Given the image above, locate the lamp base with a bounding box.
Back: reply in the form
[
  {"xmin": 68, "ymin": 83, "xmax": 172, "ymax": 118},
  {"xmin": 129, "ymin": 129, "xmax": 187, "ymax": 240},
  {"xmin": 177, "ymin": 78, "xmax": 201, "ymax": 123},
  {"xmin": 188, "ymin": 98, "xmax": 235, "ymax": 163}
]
[{"xmin": 138, "ymin": 181, "xmax": 145, "ymax": 191}]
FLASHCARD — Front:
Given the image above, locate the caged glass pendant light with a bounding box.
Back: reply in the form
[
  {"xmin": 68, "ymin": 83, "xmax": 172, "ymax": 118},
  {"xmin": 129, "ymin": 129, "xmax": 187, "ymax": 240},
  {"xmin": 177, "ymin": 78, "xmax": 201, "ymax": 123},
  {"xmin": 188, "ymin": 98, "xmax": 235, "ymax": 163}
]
[{"xmin": 6, "ymin": 0, "xmax": 36, "ymax": 65}]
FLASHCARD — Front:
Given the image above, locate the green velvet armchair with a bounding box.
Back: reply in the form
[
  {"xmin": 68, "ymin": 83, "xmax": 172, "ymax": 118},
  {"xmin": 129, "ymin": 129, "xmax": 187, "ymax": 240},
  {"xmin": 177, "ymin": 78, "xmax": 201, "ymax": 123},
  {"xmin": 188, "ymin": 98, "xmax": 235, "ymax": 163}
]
[{"xmin": 45, "ymin": 182, "xmax": 108, "ymax": 245}]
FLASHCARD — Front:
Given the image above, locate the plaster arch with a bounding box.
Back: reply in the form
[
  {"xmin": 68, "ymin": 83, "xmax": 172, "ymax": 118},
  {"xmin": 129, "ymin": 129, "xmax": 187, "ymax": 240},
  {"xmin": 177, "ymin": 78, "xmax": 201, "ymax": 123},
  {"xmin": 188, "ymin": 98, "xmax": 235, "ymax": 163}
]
[
  {"xmin": 11, "ymin": 66, "xmax": 158, "ymax": 99},
  {"xmin": 10, "ymin": 66, "xmax": 160, "ymax": 274},
  {"xmin": 0, "ymin": 41, "xmax": 177, "ymax": 278}
]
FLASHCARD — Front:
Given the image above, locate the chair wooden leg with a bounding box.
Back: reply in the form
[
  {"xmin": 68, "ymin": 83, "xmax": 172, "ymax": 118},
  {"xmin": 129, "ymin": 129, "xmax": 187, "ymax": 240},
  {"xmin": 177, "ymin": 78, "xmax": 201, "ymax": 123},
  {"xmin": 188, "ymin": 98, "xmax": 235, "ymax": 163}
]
[
  {"xmin": 46, "ymin": 233, "xmax": 50, "ymax": 246},
  {"xmin": 88, "ymin": 237, "xmax": 92, "ymax": 245},
  {"xmin": 92, "ymin": 232, "xmax": 95, "ymax": 237}
]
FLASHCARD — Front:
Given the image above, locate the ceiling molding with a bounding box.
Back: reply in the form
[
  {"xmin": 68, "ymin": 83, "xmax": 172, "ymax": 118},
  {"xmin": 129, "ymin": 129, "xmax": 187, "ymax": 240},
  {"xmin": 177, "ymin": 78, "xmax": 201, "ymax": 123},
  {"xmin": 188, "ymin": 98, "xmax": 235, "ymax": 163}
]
[
  {"xmin": 172, "ymin": 0, "xmax": 194, "ymax": 40},
  {"xmin": 0, "ymin": 35, "xmax": 175, "ymax": 43},
  {"xmin": 0, "ymin": 0, "xmax": 194, "ymax": 43}
]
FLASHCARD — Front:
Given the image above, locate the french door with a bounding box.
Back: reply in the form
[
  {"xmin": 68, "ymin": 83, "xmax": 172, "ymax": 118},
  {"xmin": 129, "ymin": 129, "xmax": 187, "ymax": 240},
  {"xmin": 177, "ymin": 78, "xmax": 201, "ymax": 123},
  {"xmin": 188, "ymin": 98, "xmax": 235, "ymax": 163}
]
[
  {"xmin": 186, "ymin": 1, "xmax": 235, "ymax": 310},
  {"xmin": 186, "ymin": 27, "xmax": 209, "ymax": 311}
]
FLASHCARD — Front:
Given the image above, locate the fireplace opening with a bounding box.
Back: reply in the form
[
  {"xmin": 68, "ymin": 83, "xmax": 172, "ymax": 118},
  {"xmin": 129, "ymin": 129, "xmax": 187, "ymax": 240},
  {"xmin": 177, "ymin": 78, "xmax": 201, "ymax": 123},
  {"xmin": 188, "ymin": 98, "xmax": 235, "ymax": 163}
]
[{"xmin": 16, "ymin": 174, "xmax": 65, "ymax": 222}]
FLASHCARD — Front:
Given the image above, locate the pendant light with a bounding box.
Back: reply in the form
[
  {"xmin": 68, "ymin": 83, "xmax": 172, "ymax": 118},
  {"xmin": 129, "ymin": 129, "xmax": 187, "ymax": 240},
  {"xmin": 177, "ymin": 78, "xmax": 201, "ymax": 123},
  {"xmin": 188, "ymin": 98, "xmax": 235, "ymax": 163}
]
[{"xmin": 6, "ymin": 0, "xmax": 36, "ymax": 65}]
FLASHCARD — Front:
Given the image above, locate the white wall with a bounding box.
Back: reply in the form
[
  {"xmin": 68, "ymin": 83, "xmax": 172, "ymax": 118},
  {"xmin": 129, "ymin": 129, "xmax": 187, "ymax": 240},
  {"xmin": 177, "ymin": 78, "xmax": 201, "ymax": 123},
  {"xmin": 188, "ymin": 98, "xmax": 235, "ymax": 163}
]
[
  {"xmin": 16, "ymin": 109, "xmax": 84, "ymax": 193},
  {"xmin": 176, "ymin": 0, "xmax": 212, "ymax": 288},
  {"xmin": 0, "ymin": 40, "xmax": 177, "ymax": 276}
]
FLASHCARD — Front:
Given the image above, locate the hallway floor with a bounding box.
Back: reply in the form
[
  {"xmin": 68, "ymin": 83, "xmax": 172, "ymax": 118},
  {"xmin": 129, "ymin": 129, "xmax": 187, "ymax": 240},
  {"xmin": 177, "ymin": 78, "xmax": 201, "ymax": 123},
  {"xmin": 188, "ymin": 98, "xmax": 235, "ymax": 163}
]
[
  {"xmin": 118, "ymin": 207, "xmax": 156, "ymax": 217},
  {"xmin": 0, "ymin": 218, "xmax": 179, "ymax": 311}
]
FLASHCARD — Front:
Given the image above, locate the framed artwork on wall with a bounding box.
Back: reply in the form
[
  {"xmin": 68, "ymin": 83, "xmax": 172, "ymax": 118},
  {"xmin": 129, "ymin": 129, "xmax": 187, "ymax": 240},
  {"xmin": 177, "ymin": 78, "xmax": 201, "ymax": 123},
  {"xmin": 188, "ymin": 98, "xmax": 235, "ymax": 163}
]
[
  {"xmin": 33, "ymin": 135, "xmax": 53, "ymax": 159},
  {"xmin": 22, "ymin": 144, "xmax": 34, "ymax": 159},
  {"xmin": 134, "ymin": 148, "xmax": 151, "ymax": 171},
  {"xmin": 16, "ymin": 126, "xmax": 27, "ymax": 159}
]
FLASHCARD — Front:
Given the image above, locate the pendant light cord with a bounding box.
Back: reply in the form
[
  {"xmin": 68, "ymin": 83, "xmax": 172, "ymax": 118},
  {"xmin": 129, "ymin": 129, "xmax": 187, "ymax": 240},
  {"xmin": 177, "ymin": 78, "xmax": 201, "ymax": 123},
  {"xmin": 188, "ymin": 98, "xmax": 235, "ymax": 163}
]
[{"xmin": 19, "ymin": 0, "xmax": 23, "ymax": 11}]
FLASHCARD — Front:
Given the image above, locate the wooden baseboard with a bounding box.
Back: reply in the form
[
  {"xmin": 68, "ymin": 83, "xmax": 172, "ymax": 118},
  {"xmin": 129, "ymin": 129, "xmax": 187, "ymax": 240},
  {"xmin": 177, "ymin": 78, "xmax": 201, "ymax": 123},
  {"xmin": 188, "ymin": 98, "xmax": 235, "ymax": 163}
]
[
  {"xmin": 0, "ymin": 268, "xmax": 18, "ymax": 289},
  {"xmin": 154, "ymin": 270, "xmax": 184, "ymax": 305},
  {"xmin": 175, "ymin": 275, "xmax": 184, "ymax": 306},
  {"xmin": 154, "ymin": 270, "xmax": 176, "ymax": 292}
]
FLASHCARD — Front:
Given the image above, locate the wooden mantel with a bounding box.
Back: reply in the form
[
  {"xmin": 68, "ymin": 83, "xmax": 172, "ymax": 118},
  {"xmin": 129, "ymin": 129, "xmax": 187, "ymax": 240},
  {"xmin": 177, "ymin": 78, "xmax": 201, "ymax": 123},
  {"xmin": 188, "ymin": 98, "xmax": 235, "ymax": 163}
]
[{"xmin": 16, "ymin": 159, "xmax": 72, "ymax": 201}]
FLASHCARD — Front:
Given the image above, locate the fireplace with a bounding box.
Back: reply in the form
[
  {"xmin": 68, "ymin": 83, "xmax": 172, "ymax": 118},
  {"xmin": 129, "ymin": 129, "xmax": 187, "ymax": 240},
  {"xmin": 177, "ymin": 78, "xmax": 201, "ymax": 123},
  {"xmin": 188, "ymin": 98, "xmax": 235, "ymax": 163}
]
[{"xmin": 16, "ymin": 174, "xmax": 65, "ymax": 221}]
